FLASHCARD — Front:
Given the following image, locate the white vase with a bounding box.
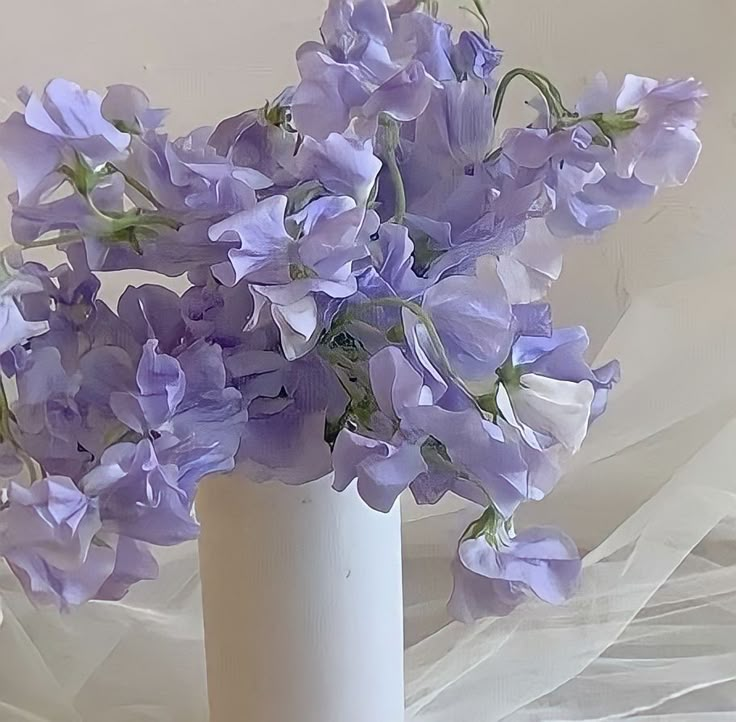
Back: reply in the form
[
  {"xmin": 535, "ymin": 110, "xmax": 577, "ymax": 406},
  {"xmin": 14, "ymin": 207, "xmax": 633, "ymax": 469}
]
[{"xmin": 196, "ymin": 472, "xmax": 405, "ymax": 722}]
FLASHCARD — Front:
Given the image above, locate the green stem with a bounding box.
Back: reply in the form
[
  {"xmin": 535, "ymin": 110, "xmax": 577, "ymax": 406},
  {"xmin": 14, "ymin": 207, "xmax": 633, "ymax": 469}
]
[
  {"xmin": 460, "ymin": 0, "xmax": 491, "ymax": 40},
  {"xmin": 378, "ymin": 116, "xmax": 407, "ymax": 224},
  {"xmin": 24, "ymin": 231, "xmax": 84, "ymax": 249},
  {"xmin": 462, "ymin": 503, "xmax": 502, "ymax": 543},
  {"xmin": 493, "ymin": 67, "xmax": 571, "ymax": 125},
  {"xmin": 106, "ymin": 163, "xmax": 164, "ymax": 209},
  {"xmin": 385, "ymin": 149, "xmax": 406, "ymax": 224},
  {"xmin": 25, "ymin": 212, "xmax": 182, "ymax": 252},
  {"xmin": 120, "ymin": 213, "xmax": 182, "ymax": 232}
]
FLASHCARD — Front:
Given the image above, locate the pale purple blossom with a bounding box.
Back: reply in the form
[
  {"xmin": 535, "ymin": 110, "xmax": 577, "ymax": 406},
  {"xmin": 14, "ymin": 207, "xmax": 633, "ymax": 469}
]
[
  {"xmin": 453, "ymin": 31, "xmax": 502, "ymax": 81},
  {"xmin": 0, "ymin": 476, "xmax": 111, "ymax": 608},
  {"xmin": 448, "ymin": 526, "xmax": 581, "ymax": 621},
  {"xmin": 80, "ymin": 439, "xmax": 199, "ymax": 546},
  {"xmin": 579, "ymin": 73, "xmax": 706, "ymax": 187},
  {"xmin": 0, "ymin": 260, "xmax": 49, "ymax": 355},
  {"xmin": 0, "ymin": 79, "xmax": 130, "ymax": 204}
]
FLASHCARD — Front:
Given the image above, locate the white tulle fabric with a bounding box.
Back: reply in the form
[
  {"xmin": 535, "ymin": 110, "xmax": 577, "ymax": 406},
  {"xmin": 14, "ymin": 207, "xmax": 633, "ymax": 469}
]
[{"xmin": 0, "ymin": 1, "xmax": 734, "ymax": 718}]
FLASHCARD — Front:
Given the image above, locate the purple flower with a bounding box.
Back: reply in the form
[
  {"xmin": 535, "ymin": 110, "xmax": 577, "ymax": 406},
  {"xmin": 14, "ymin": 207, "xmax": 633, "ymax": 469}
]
[
  {"xmin": 390, "ymin": 10, "xmax": 456, "ymax": 82},
  {"xmin": 336, "ymin": 345, "xmax": 527, "ymax": 515},
  {"xmin": 320, "ymin": 0, "xmax": 395, "ymax": 74},
  {"xmin": 496, "ymin": 327, "xmax": 620, "ymax": 452},
  {"xmin": 413, "ymin": 80, "xmax": 494, "ymax": 172},
  {"xmin": 0, "ymin": 79, "xmax": 130, "ymax": 204},
  {"xmin": 294, "ymin": 124, "xmax": 382, "ymax": 204},
  {"xmin": 333, "ymin": 430, "xmax": 427, "ymax": 512},
  {"xmin": 359, "ymin": 59, "xmax": 437, "ymax": 128},
  {"xmin": 407, "ymin": 404, "xmax": 528, "ymax": 515},
  {"xmin": 331, "ymin": 344, "xmax": 427, "ymax": 510},
  {"xmin": 118, "ymin": 284, "xmax": 186, "ymax": 354},
  {"xmin": 180, "ymin": 277, "xmax": 260, "ymax": 348},
  {"xmin": 499, "ymin": 72, "xmax": 705, "ymax": 239},
  {"xmin": 165, "ymin": 341, "xmax": 245, "ymax": 492},
  {"xmin": 420, "ymin": 261, "xmax": 513, "ymax": 387},
  {"xmin": 163, "ymin": 128, "xmax": 272, "ymax": 212},
  {"xmin": 592, "ymin": 74, "xmax": 706, "ymax": 186},
  {"xmin": 234, "ymin": 352, "xmax": 346, "ymax": 485},
  {"xmin": 291, "ymin": 1, "xmax": 436, "ymax": 139},
  {"xmin": 11, "ymin": 346, "xmax": 89, "ymax": 479},
  {"xmin": 453, "ymin": 30, "xmax": 502, "ymax": 81},
  {"xmin": 211, "ymin": 196, "xmax": 373, "ymax": 359},
  {"xmin": 0, "ymin": 476, "xmax": 112, "ymax": 608},
  {"xmin": 360, "ymin": 221, "xmax": 428, "ymax": 300},
  {"xmin": 101, "ymin": 84, "xmax": 167, "ymax": 134},
  {"xmin": 208, "ymin": 96, "xmax": 299, "ymax": 186},
  {"xmin": 7, "ymin": 257, "xmax": 141, "ymax": 478},
  {"xmin": 501, "ymin": 122, "xmax": 650, "ymax": 238},
  {"xmin": 0, "ymin": 259, "xmax": 49, "ymax": 355},
  {"xmin": 80, "ymin": 439, "xmax": 198, "ymax": 546},
  {"xmin": 208, "ymin": 195, "xmax": 292, "ymax": 287},
  {"xmin": 448, "ymin": 525, "xmax": 581, "ymax": 621},
  {"xmin": 109, "ymin": 340, "xmax": 186, "ymax": 435}
]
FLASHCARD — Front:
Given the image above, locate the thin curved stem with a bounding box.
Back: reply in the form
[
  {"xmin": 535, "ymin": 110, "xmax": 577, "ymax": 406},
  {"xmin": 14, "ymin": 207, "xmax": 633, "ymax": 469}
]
[
  {"xmin": 106, "ymin": 163, "xmax": 164, "ymax": 209},
  {"xmin": 493, "ymin": 67, "xmax": 570, "ymax": 125},
  {"xmin": 460, "ymin": 0, "xmax": 491, "ymax": 40}
]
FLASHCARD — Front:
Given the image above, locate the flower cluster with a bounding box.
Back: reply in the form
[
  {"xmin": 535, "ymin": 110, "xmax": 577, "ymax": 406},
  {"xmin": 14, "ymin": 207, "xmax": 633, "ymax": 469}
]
[{"xmin": 0, "ymin": 0, "xmax": 703, "ymax": 618}]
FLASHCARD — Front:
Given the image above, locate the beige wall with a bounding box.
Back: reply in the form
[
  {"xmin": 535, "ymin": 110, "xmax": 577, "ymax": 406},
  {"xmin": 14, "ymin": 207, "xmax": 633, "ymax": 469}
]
[{"xmin": 0, "ymin": 0, "xmax": 732, "ymax": 347}]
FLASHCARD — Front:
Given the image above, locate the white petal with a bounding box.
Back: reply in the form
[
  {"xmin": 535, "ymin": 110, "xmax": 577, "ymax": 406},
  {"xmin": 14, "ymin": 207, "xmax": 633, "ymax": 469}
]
[
  {"xmin": 0, "ymin": 297, "xmax": 48, "ymax": 355},
  {"xmin": 271, "ymin": 296, "xmax": 319, "ymax": 361},
  {"xmin": 510, "ymin": 374, "xmax": 594, "ymax": 452}
]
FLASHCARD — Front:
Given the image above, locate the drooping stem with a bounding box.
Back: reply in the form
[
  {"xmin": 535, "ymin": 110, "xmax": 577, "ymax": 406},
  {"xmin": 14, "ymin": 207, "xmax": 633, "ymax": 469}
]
[{"xmin": 493, "ymin": 67, "xmax": 573, "ymax": 125}]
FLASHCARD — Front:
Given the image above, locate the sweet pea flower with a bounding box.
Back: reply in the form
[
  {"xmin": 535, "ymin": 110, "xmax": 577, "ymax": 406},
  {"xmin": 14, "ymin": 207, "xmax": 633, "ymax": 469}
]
[
  {"xmin": 81, "ymin": 439, "xmax": 199, "ymax": 546},
  {"xmin": 0, "ymin": 79, "xmax": 130, "ymax": 204},
  {"xmin": 294, "ymin": 122, "xmax": 382, "ymax": 205},
  {"xmin": 0, "ymin": 260, "xmax": 49, "ymax": 355},
  {"xmin": 292, "ymin": 0, "xmax": 436, "ymax": 138},
  {"xmin": 496, "ymin": 327, "xmax": 620, "ymax": 452},
  {"xmin": 210, "ymin": 196, "xmax": 374, "ymax": 359},
  {"xmin": 0, "ymin": 476, "xmax": 112, "ymax": 608},
  {"xmin": 420, "ymin": 260, "xmax": 513, "ymax": 388},
  {"xmin": 453, "ymin": 30, "xmax": 502, "ymax": 82},
  {"xmin": 578, "ymin": 73, "xmax": 706, "ymax": 187},
  {"xmin": 448, "ymin": 525, "xmax": 582, "ymax": 621}
]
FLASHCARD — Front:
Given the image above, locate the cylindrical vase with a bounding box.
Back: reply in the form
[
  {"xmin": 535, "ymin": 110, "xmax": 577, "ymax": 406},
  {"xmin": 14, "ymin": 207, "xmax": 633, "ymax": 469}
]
[{"xmin": 197, "ymin": 472, "xmax": 405, "ymax": 722}]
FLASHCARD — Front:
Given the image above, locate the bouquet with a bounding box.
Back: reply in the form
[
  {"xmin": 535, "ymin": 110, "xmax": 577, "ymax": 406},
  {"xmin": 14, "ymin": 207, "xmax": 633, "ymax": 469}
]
[{"xmin": 0, "ymin": 0, "xmax": 704, "ymax": 621}]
